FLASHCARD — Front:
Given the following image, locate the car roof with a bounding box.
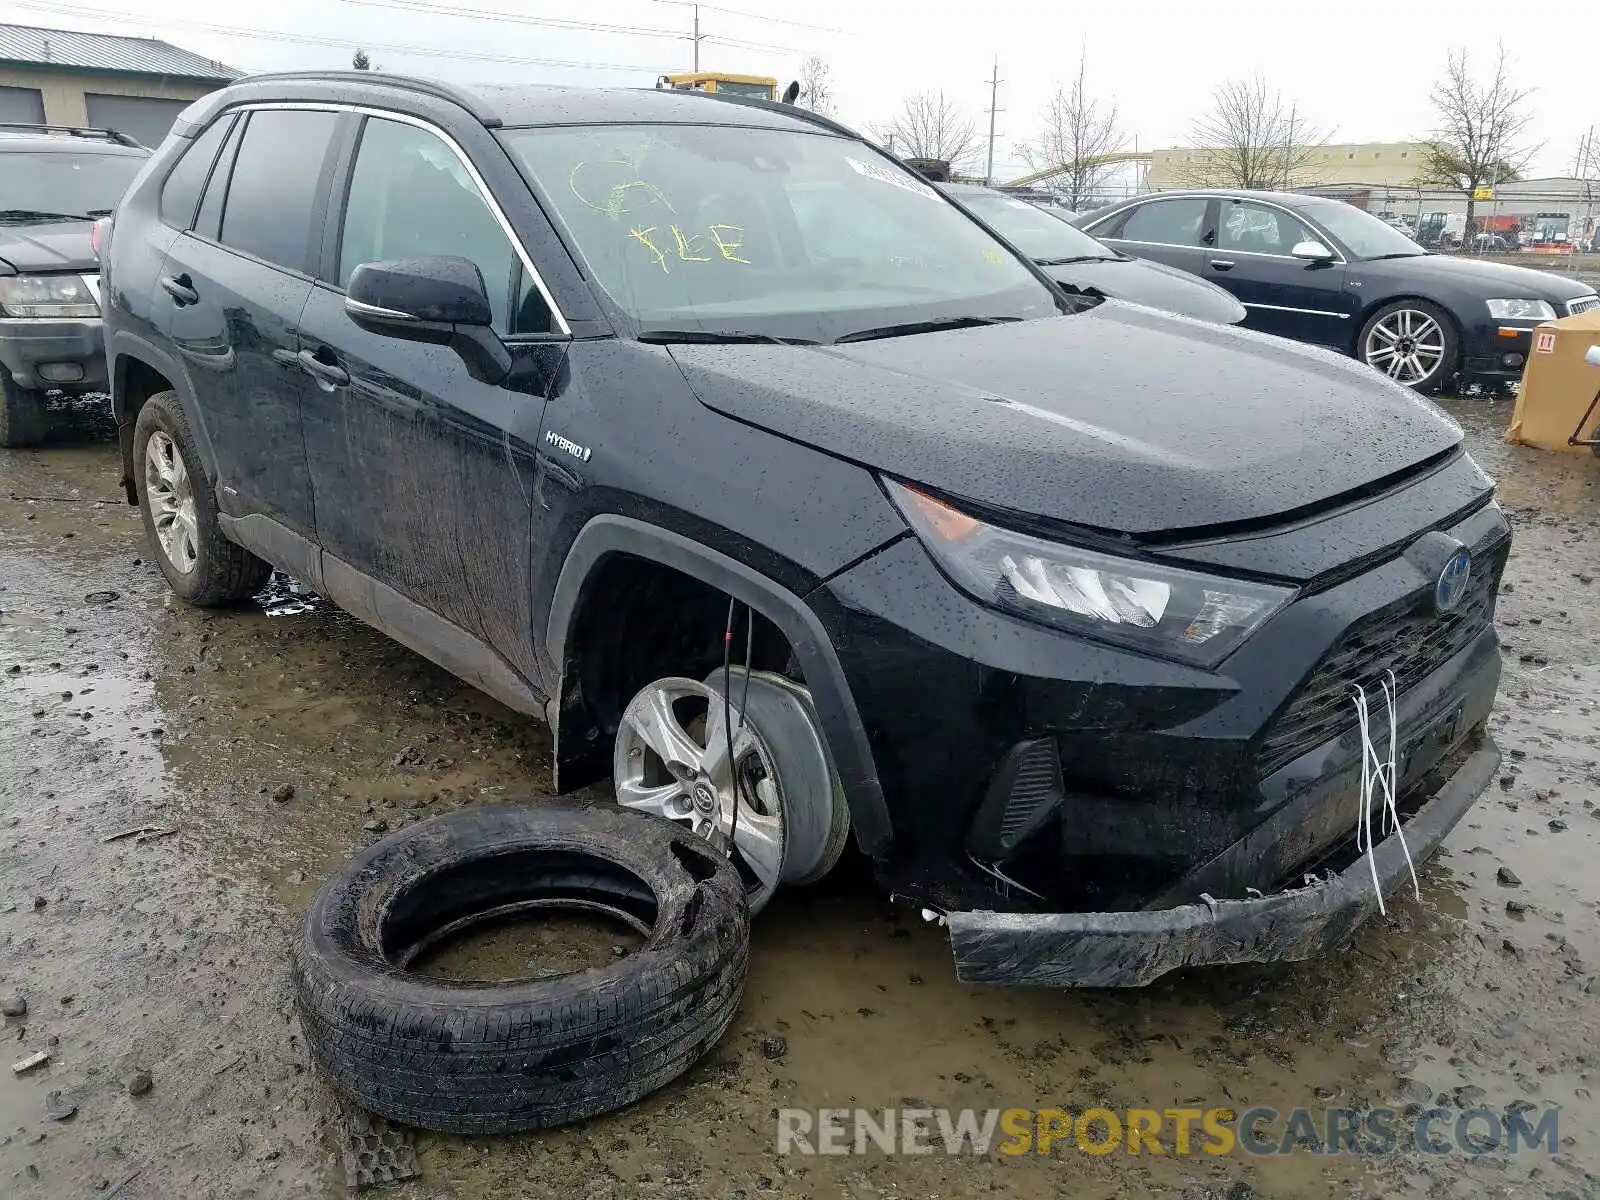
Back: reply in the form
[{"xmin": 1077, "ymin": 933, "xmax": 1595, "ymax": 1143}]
[
  {"xmin": 1115, "ymin": 188, "xmax": 1342, "ymax": 212},
  {"xmin": 192, "ymin": 71, "xmax": 832, "ymax": 136}
]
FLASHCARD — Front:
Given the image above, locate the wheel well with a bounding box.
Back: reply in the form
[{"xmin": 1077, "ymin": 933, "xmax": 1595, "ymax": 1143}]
[
  {"xmin": 553, "ymin": 554, "xmax": 800, "ymax": 793},
  {"xmin": 115, "ymin": 356, "xmax": 175, "ymax": 504}
]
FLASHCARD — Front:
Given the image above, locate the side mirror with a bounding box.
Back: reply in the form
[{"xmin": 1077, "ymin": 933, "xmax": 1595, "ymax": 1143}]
[
  {"xmin": 781, "ymin": 80, "xmax": 801, "ymax": 105},
  {"xmin": 1586, "ymin": 345, "xmax": 1600, "ymax": 368},
  {"xmin": 345, "ymin": 256, "xmax": 510, "ymax": 385},
  {"xmin": 1291, "ymin": 240, "xmax": 1335, "ymax": 262}
]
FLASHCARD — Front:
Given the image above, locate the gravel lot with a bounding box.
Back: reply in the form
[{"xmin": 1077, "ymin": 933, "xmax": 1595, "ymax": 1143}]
[{"xmin": 1, "ymin": 395, "xmax": 1597, "ymax": 1200}]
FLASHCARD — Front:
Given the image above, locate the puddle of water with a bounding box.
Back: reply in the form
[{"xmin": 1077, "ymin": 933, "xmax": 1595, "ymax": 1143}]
[{"xmin": 412, "ymin": 908, "xmax": 647, "ymax": 983}]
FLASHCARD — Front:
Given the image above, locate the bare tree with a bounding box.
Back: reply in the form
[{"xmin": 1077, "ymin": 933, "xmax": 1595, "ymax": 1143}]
[
  {"xmin": 797, "ymin": 56, "xmax": 835, "ymax": 118},
  {"xmin": 874, "ymin": 92, "xmax": 980, "ymax": 169},
  {"xmin": 1178, "ymin": 75, "xmax": 1326, "ymax": 189},
  {"xmin": 1419, "ymin": 45, "xmax": 1537, "ymax": 244},
  {"xmin": 351, "ymin": 48, "xmax": 372, "ymax": 71},
  {"xmin": 1017, "ymin": 49, "xmax": 1123, "ymax": 209}
]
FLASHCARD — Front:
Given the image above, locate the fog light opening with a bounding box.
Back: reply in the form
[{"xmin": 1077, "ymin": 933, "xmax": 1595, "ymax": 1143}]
[
  {"xmin": 1501, "ymin": 353, "xmax": 1525, "ymax": 370},
  {"xmin": 37, "ymin": 362, "xmax": 85, "ymax": 383}
]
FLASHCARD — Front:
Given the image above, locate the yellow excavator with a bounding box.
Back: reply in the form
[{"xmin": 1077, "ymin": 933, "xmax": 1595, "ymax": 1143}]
[{"xmin": 657, "ymin": 73, "xmax": 800, "ymax": 104}]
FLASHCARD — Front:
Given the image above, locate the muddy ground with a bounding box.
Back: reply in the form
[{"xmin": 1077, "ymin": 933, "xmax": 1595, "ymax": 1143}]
[{"xmin": 1, "ymin": 395, "xmax": 1597, "ymax": 1200}]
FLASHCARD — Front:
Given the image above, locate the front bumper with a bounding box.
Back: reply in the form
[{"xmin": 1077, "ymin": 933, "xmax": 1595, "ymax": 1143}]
[
  {"xmin": 946, "ymin": 735, "xmax": 1498, "ymax": 987},
  {"xmin": 1461, "ymin": 319, "xmax": 1539, "ymax": 381},
  {"xmin": 0, "ymin": 317, "xmax": 107, "ymax": 391}
]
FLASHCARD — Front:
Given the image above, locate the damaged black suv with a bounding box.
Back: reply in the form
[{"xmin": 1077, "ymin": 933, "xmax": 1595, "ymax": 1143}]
[{"xmin": 102, "ymin": 74, "xmax": 1507, "ymax": 986}]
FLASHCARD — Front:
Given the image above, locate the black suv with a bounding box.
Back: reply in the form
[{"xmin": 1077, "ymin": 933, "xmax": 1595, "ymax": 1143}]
[
  {"xmin": 0, "ymin": 124, "xmax": 148, "ymax": 445},
  {"xmin": 103, "ymin": 74, "xmax": 1508, "ymax": 987}
]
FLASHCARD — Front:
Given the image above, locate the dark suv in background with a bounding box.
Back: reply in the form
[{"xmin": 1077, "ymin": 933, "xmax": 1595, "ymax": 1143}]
[
  {"xmin": 0, "ymin": 124, "xmax": 148, "ymax": 445},
  {"xmin": 102, "ymin": 74, "xmax": 1506, "ymax": 987}
]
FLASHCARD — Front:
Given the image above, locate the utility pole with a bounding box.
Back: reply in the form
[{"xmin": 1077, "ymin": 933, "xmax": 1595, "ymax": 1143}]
[
  {"xmin": 692, "ymin": 2, "xmax": 699, "ymax": 71},
  {"xmin": 984, "ymin": 58, "xmax": 1002, "ymax": 186},
  {"xmin": 1282, "ymin": 101, "xmax": 1297, "ymax": 190}
]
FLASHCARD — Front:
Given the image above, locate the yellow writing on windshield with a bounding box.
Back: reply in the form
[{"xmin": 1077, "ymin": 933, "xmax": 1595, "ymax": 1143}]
[
  {"xmin": 627, "ymin": 223, "xmax": 753, "ymax": 273},
  {"xmin": 707, "ymin": 225, "xmax": 751, "ymax": 264},
  {"xmin": 984, "ymin": 249, "xmax": 1007, "ymax": 267},
  {"xmin": 629, "ymin": 226, "xmax": 671, "ymax": 273},
  {"xmin": 672, "ymin": 226, "xmax": 711, "ymax": 262},
  {"xmin": 570, "ymin": 160, "xmax": 677, "ymax": 220}
]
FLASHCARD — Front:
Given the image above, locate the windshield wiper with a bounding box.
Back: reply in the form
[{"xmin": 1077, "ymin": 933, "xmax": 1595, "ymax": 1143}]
[
  {"xmin": 1035, "ymin": 254, "xmax": 1119, "ymax": 266},
  {"xmin": 1365, "ymin": 252, "xmax": 1425, "ymax": 261},
  {"xmin": 0, "ymin": 208, "xmax": 96, "ymax": 224},
  {"xmin": 636, "ymin": 329, "xmax": 820, "ymax": 346},
  {"xmin": 833, "ymin": 315, "xmax": 1021, "ymax": 344}
]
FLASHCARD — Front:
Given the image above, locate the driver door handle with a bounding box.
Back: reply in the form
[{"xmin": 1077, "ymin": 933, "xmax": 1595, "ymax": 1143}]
[
  {"xmin": 1209, "ymin": 259, "xmax": 1235, "ymax": 271},
  {"xmin": 297, "ymin": 349, "xmax": 349, "ymax": 388},
  {"xmin": 160, "ymin": 273, "xmax": 198, "ymax": 305}
]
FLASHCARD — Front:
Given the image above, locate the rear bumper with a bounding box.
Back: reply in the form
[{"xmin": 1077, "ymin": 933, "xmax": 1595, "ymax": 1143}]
[
  {"xmin": 946, "ymin": 736, "xmax": 1498, "ymax": 987},
  {"xmin": 0, "ymin": 317, "xmax": 107, "ymax": 391}
]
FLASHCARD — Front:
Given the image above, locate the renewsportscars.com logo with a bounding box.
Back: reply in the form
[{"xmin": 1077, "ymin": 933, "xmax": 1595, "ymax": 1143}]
[{"xmin": 776, "ymin": 1105, "xmax": 1560, "ymax": 1158}]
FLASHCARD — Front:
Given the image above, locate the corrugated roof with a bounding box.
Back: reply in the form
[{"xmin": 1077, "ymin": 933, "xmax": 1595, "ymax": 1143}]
[{"xmin": 0, "ymin": 22, "xmax": 239, "ymax": 82}]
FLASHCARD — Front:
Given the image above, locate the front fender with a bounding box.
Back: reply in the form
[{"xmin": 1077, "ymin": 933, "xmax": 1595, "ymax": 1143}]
[{"xmin": 545, "ymin": 514, "xmax": 894, "ymax": 859}]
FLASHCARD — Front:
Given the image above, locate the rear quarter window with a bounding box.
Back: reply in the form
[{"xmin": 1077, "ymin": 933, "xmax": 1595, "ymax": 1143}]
[{"xmin": 158, "ymin": 115, "xmax": 235, "ymax": 230}]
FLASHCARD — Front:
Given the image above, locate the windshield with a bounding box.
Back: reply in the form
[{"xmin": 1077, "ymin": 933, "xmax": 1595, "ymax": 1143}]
[
  {"xmin": 0, "ymin": 151, "xmax": 147, "ymax": 219},
  {"xmin": 1297, "ymin": 200, "xmax": 1425, "ymax": 259},
  {"xmin": 955, "ymin": 190, "xmax": 1112, "ymax": 262},
  {"xmin": 499, "ymin": 123, "xmax": 1057, "ymax": 341}
]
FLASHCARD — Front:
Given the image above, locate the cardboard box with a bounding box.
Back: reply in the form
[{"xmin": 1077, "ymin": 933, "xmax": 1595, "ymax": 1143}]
[{"xmin": 1505, "ymin": 309, "xmax": 1600, "ymax": 452}]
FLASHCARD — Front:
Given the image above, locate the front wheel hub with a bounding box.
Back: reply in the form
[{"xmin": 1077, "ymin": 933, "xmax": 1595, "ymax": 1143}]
[{"xmin": 612, "ymin": 673, "xmax": 840, "ymax": 912}]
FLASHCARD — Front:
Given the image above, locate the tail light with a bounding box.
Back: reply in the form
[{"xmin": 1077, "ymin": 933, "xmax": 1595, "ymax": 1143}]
[{"xmin": 91, "ymin": 216, "xmax": 112, "ymax": 262}]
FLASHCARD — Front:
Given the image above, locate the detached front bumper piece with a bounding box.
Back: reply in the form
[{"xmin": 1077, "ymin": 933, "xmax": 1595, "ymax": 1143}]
[{"xmin": 947, "ymin": 739, "xmax": 1500, "ymax": 988}]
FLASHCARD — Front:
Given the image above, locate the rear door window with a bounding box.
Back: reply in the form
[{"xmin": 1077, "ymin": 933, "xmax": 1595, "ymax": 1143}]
[
  {"xmin": 1106, "ymin": 198, "xmax": 1212, "ymax": 247},
  {"xmin": 158, "ymin": 115, "xmax": 234, "ymax": 230},
  {"xmin": 217, "ymin": 109, "xmax": 340, "ymax": 273}
]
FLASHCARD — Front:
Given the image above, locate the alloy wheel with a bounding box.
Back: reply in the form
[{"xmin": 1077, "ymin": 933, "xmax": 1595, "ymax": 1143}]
[
  {"xmin": 144, "ymin": 431, "xmax": 199, "ymax": 575},
  {"xmin": 614, "ymin": 676, "xmax": 824, "ymax": 911},
  {"xmin": 1363, "ymin": 308, "xmax": 1446, "ymax": 386}
]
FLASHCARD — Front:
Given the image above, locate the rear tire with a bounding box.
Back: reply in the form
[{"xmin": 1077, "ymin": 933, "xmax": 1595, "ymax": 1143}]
[
  {"xmin": 0, "ymin": 374, "xmax": 48, "ymax": 448},
  {"xmin": 132, "ymin": 391, "xmax": 271, "ymax": 606}
]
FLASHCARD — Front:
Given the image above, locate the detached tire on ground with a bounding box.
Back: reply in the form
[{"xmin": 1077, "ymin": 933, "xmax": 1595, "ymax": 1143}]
[{"xmin": 292, "ymin": 802, "xmax": 750, "ymax": 1134}]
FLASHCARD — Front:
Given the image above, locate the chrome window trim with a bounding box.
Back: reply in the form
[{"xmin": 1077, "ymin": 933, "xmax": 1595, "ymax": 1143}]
[{"xmin": 230, "ymin": 101, "xmax": 571, "ymax": 337}]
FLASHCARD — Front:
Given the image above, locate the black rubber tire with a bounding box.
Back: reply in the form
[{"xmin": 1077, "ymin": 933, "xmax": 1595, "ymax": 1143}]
[
  {"xmin": 132, "ymin": 391, "xmax": 271, "ymax": 606},
  {"xmin": 1356, "ymin": 299, "xmax": 1460, "ymax": 394},
  {"xmin": 0, "ymin": 373, "xmax": 49, "ymax": 448},
  {"xmin": 292, "ymin": 801, "xmax": 750, "ymax": 1134}
]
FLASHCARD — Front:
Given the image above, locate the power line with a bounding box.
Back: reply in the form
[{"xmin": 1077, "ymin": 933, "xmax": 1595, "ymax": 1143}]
[
  {"xmin": 0, "ymin": 0, "xmax": 668, "ymax": 73},
  {"xmin": 696, "ymin": 3, "xmax": 843, "ymax": 34},
  {"xmin": 337, "ymin": 0, "xmax": 688, "ymax": 44}
]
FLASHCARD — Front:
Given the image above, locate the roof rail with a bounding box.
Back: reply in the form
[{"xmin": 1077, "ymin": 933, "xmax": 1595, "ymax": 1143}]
[
  {"xmin": 0, "ymin": 122, "xmax": 145, "ymax": 148},
  {"xmin": 235, "ymin": 71, "xmax": 502, "ymax": 127}
]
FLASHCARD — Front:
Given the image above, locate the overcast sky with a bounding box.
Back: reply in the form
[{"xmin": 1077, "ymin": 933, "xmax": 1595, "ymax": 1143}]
[{"xmin": 2, "ymin": 0, "xmax": 1593, "ymax": 181}]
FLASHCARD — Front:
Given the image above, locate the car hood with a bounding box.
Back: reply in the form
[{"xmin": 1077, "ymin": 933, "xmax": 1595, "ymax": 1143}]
[
  {"xmin": 670, "ymin": 305, "xmax": 1463, "ymax": 536},
  {"xmin": 0, "ymin": 220, "xmax": 96, "ymax": 273},
  {"xmin": 1360, "ymin": 252, "xmax": 1596, "ymax": 301},
  {"xmin": 1044, "ymin": 257, "xmax": 1246, "ymax": 325}
]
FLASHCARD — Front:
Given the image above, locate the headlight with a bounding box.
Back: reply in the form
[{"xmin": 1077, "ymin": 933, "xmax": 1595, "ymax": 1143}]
[
  {"xmin": 886, "ymin": 480, "xmax": 1295, "ymax": 667},
  {"xmin": 1485, "ymin": 298, "xmax": 1555, "ymax": 321},
  {"xmin": 0, "ymin": 274, "xmax": 99, "ymax": 318}
]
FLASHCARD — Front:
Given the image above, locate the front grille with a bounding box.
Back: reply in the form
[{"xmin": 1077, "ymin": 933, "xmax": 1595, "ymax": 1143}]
[
  {"xmin": 1569, "ymin": 295, "xmax": 1600, "ymax": 316},
  {"xmin": 1255, "ymin": 540, "xmax": 1507, "ymax": 778}
]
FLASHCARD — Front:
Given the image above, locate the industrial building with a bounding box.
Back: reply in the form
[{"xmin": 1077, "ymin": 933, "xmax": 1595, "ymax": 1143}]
[
  {"xmin": 1146, "ymin": 141, "xmax": 1432, "ymax": 191},
  {"xmin": 0, "ymin": 22, "xmax": 237, "ymax": 149}
]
